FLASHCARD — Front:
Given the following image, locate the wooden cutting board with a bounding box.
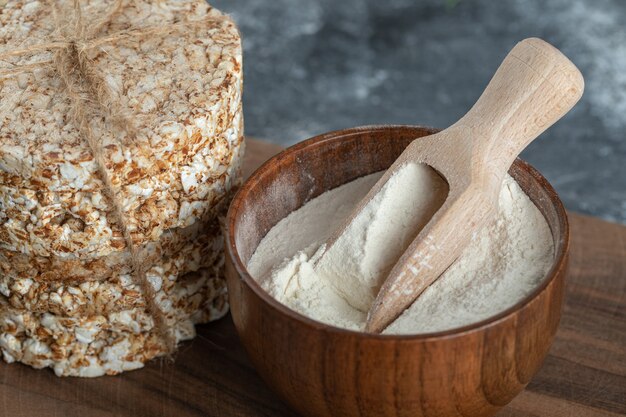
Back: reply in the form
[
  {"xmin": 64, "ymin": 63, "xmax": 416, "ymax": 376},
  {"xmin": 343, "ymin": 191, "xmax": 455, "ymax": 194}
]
[{"xmin": 1, "ymin": 139, "xmax": 624, "ymax": 417}]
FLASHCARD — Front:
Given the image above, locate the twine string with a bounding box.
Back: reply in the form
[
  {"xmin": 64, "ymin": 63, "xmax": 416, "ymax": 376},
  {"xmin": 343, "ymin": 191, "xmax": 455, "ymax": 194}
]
[{"xmin": 55, "ymin": 0, "xmax": 175, "ymax": 353}]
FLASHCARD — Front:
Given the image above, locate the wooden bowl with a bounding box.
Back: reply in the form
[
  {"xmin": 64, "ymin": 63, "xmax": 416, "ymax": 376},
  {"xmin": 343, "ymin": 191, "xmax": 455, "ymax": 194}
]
[{"xmin": 225, "ymin": 125, "xmax": 568, "ymax": 417}]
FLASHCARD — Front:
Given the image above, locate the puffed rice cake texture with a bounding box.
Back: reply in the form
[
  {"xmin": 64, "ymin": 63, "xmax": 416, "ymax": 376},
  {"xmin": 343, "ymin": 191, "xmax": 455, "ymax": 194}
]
[
  {"xmin": 1, "ymin": 214, "xmax": 225, "ymax": 317},
  {"xmin": 0, "ymin": 0, "xmax": 243, "ymax": 376},
  {"xmin": 0, "ymin": 150, "xmax": 241, "ymax": 283},
  {"xmin": 0, "ymin": 267, "xmax": 229, "ymax": 377}
]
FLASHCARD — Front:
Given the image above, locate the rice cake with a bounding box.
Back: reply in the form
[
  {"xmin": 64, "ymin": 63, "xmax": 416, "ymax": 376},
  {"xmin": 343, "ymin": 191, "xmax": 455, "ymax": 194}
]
[
  {"xmin": 0, "ymin": 267, "xmax": 229, "ymax": 377},
  {"xmin": 0, "ymin": 111, "xmax": 243, "ymax": 256},
  {"xmin": 0, "ymin": 187, "xmax": 233, "ymax": 283},
  {"xmin": 0, "ymin": 228, "xmax": 225, "ymax": 316}
]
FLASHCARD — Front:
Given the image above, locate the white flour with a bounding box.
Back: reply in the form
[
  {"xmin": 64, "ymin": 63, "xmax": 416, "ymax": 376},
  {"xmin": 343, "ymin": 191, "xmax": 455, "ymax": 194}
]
[{"xmin": 247, "ymin": 164, "xmax": 554, "ymax": 334}]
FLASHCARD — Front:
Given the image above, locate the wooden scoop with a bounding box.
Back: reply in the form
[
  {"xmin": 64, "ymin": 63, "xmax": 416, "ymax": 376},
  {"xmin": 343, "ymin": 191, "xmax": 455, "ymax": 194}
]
[{"xmin": 322, "ymin": 38, "xmax": 584, "ymax": 333}]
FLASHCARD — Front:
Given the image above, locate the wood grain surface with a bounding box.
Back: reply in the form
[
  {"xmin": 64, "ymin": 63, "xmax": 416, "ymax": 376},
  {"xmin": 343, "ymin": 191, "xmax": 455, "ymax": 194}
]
[{"xmin": 0, "ymin": 139, "xmax": 624, "ymax": 417}]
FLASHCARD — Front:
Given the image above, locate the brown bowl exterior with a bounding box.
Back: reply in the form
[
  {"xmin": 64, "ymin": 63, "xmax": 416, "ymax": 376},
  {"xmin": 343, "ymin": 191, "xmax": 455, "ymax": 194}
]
[{"xmin": 225, "ymin": 126, "xmax": 568, "ymax": 417}]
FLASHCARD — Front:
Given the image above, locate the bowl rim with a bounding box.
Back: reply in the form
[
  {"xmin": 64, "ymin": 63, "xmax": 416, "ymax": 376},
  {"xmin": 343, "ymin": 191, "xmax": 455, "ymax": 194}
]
[{"xmin": 226, "ymin": 124, "xmax": 570, "ymax": 341}]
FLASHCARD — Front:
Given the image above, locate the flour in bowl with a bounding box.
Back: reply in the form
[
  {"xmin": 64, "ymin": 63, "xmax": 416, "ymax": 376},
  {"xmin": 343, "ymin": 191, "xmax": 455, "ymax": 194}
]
[{"xmin": 247, "ymin": 165, "xmax": 554, "ymax": 334}]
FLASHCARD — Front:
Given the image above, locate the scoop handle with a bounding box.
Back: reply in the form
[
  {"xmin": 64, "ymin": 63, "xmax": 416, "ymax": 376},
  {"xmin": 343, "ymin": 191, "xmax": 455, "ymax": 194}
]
[
  {"xmin": 365, "ymin": 38, "xmax": 583, "ymax": 333},
  {"xmin": 458, "ymin": 38, "xmax": 584, "ymax": 169}
]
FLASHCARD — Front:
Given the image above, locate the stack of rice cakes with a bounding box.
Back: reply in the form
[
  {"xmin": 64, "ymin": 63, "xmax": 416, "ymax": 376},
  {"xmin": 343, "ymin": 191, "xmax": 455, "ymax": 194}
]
[{"xmin": 0, "ymin": 0, "xmax": 243, "ymax": 377}]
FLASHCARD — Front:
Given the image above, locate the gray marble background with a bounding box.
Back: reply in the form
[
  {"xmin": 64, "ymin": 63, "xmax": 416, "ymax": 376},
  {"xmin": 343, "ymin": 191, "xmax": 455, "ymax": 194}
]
[{"xmin": 212, "ymin": 0, "xmax": 626, "ymax": 223}]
